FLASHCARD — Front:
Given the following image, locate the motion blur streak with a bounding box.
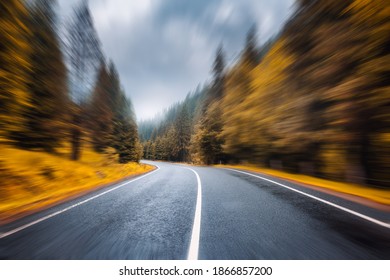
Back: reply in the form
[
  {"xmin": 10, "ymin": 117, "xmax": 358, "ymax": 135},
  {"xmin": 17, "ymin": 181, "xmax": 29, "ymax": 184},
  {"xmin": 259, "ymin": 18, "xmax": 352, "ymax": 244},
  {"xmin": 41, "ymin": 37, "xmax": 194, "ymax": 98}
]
[
  {"xmin": 140, "ymin": 0, "xmax": 390, "ymax": 190},
  {"xmin": 0, "ymin": 0, "xmax": 144, "ymax": 224},
  {"xmin": 0, "ymin": 0, "xmax": 389, "ymax": 260}
]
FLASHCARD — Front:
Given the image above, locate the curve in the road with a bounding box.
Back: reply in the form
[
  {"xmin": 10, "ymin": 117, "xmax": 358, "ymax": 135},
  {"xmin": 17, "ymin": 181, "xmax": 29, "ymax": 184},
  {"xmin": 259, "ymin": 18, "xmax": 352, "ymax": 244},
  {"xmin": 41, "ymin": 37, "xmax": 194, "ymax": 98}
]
[
  {"xmin": 1, "ymin": 161, "xmax": 389, "ymax": 259},
  {"xmin": 184, "ymin": 167, "xmax": 202, "ymax": 260}
]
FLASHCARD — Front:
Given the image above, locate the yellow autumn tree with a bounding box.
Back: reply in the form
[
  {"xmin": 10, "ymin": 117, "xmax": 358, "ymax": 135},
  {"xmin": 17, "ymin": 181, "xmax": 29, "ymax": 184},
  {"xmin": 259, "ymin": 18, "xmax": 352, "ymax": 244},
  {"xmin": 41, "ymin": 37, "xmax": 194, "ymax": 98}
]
[{"xmin": 0, "ymin": 0, "xmax": 32, "ymax": 141}]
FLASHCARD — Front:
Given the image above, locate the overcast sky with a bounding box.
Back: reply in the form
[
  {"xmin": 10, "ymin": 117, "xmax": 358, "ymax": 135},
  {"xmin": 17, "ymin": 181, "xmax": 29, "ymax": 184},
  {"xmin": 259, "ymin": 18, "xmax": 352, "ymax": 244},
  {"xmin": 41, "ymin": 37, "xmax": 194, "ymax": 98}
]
[{"xmin": 58, "ymin": 0, "xmax": 296, "ymax": 121}]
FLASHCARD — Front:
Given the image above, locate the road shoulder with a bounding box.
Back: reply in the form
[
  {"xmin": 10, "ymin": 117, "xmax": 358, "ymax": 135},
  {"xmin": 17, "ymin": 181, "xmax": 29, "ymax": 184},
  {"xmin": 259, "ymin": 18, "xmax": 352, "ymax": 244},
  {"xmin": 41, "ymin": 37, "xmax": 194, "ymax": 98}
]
[{"xmin": 215, "ymin": 164, "xmax": 390, "ymax": 212}]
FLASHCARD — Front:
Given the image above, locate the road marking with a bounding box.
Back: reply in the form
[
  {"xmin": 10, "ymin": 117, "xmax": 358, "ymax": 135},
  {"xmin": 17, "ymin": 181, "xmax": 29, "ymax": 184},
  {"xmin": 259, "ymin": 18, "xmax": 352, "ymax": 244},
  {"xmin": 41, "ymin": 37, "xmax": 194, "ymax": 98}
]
[
  {"xmin": 185, "ymin": 167, "xmax": 202, "ymax": 260},
  {"xmin": 0, "ymin": 165, "xmax": 160, "ymax": 239},
  {"xmin": 226, "ymin": 168, "xmax": 390, "ymax": 229}
]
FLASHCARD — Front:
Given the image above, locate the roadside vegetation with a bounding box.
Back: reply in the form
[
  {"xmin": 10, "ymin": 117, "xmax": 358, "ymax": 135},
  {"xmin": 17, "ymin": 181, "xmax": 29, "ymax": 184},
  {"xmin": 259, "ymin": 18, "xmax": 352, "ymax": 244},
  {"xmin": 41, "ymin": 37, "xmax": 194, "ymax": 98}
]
[
  {"xmin": 0, "ymin": 142, "xmax": 154, "ymax": 224},
  {"xmin": 140, "ymin": 0, "xmax": 390, "ymax": 190},
  {"xmin": 0, "ymin": 0, "xmax": 147, "ymax": 223}
]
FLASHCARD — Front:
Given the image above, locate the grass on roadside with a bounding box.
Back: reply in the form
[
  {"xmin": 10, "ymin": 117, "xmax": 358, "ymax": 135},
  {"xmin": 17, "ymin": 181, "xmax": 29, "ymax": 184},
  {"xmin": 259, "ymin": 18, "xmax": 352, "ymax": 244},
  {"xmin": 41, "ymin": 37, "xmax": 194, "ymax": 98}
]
[
  {"xmin": 216, "ymin": 164, "xmax": 390, "ymax": 205},
  {"xmin": 0, "ymin": 143, "xmax": 155, "ymax": 224}
]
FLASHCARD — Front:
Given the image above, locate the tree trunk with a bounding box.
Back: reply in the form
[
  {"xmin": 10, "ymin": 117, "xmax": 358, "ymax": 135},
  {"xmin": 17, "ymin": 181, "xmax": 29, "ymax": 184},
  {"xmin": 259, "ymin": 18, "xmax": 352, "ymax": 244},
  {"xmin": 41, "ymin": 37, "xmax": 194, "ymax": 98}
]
[
  {"xmin": 345, "ymin": 144, "xmax": 366, "ymax": 185},
  {"xmin": 71, "ymin": 127, "xmax": 81, "ymax": 161},
  {"xmin": 299, "ymin": 161, "xmax": 315, "ymax": 176},
  {"xmin": 70, "ymin": 111, "xmax": 82, "ymax": 161}
]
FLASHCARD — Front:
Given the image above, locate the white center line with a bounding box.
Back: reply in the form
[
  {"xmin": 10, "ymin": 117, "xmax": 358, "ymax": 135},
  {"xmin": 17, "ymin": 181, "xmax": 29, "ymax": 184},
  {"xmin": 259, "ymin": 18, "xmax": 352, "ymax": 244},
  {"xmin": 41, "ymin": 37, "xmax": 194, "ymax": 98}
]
[
  {"xmin": 0, "ymin": 165, "xmax": 160, "ymax": 239},
  {"xmin": 226, "ymin": 168, "xmax": 390, "ymax": 229},
  {"xmin": 185, "ymin": 167, "xmax": 203, "ymax": 260}
]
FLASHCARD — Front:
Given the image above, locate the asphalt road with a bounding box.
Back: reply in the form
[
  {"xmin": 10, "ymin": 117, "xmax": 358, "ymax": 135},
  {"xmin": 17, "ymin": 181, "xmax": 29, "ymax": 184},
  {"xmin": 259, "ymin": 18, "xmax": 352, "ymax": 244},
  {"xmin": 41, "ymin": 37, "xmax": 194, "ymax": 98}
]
[{"xmin": 0, "ymin": 160, "xmax": 389, "ymax": 259}]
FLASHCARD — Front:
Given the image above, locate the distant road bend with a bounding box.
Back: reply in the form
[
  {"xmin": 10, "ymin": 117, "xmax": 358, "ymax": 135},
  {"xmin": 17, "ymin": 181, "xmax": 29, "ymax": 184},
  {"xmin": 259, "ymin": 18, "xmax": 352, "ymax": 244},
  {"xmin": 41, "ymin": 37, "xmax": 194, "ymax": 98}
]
[{"xmin": 1, "ymin": 160, "xmax": 389, "ymax": 259}]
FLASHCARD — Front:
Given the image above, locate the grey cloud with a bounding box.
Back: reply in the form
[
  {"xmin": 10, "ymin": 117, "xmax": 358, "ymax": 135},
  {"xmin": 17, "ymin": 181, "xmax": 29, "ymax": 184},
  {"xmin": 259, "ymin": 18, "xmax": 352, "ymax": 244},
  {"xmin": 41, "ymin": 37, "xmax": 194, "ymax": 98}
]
[{"xmin": 58, "ymin": 0, "xmax": 295, "ymax": 120}]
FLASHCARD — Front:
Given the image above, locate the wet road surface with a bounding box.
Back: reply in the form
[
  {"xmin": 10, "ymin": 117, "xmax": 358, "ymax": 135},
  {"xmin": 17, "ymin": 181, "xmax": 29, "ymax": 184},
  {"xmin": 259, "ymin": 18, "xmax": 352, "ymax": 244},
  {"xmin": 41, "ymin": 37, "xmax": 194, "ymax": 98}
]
[{"xmin": 1, "ymin": 161, "xmax": 389, "ymax": 259}]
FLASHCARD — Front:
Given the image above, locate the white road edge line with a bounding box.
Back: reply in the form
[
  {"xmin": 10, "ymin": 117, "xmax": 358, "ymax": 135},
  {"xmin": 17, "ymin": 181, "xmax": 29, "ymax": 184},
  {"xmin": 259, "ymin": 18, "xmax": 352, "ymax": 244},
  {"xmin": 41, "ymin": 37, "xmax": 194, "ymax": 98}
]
[
  {"xmin": 0, "ymin": 165, "xmax": 160, "ymax": 239},
  {"xmin": 185, "ymin": 167, "xmax": 202, "ymax": 260},
  {"xmin": 225, "ymin": 168, "xmax": 390, "ymax": 229}
]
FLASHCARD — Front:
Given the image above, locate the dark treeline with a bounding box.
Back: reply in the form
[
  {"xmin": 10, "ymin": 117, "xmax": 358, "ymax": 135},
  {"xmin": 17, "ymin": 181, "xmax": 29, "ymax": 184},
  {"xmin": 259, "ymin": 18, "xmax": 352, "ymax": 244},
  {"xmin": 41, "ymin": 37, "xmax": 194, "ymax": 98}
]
[
  {"xmin": 140, "ymin": 86, "xmax": 208, "ymax": 162},
  {"xmin": 139, "ymin": 0, "xmax": 389, "ymax": 187},
  {"xmin": 0, "ymin": 0, "xmax": 141, "ymax": 163}
]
